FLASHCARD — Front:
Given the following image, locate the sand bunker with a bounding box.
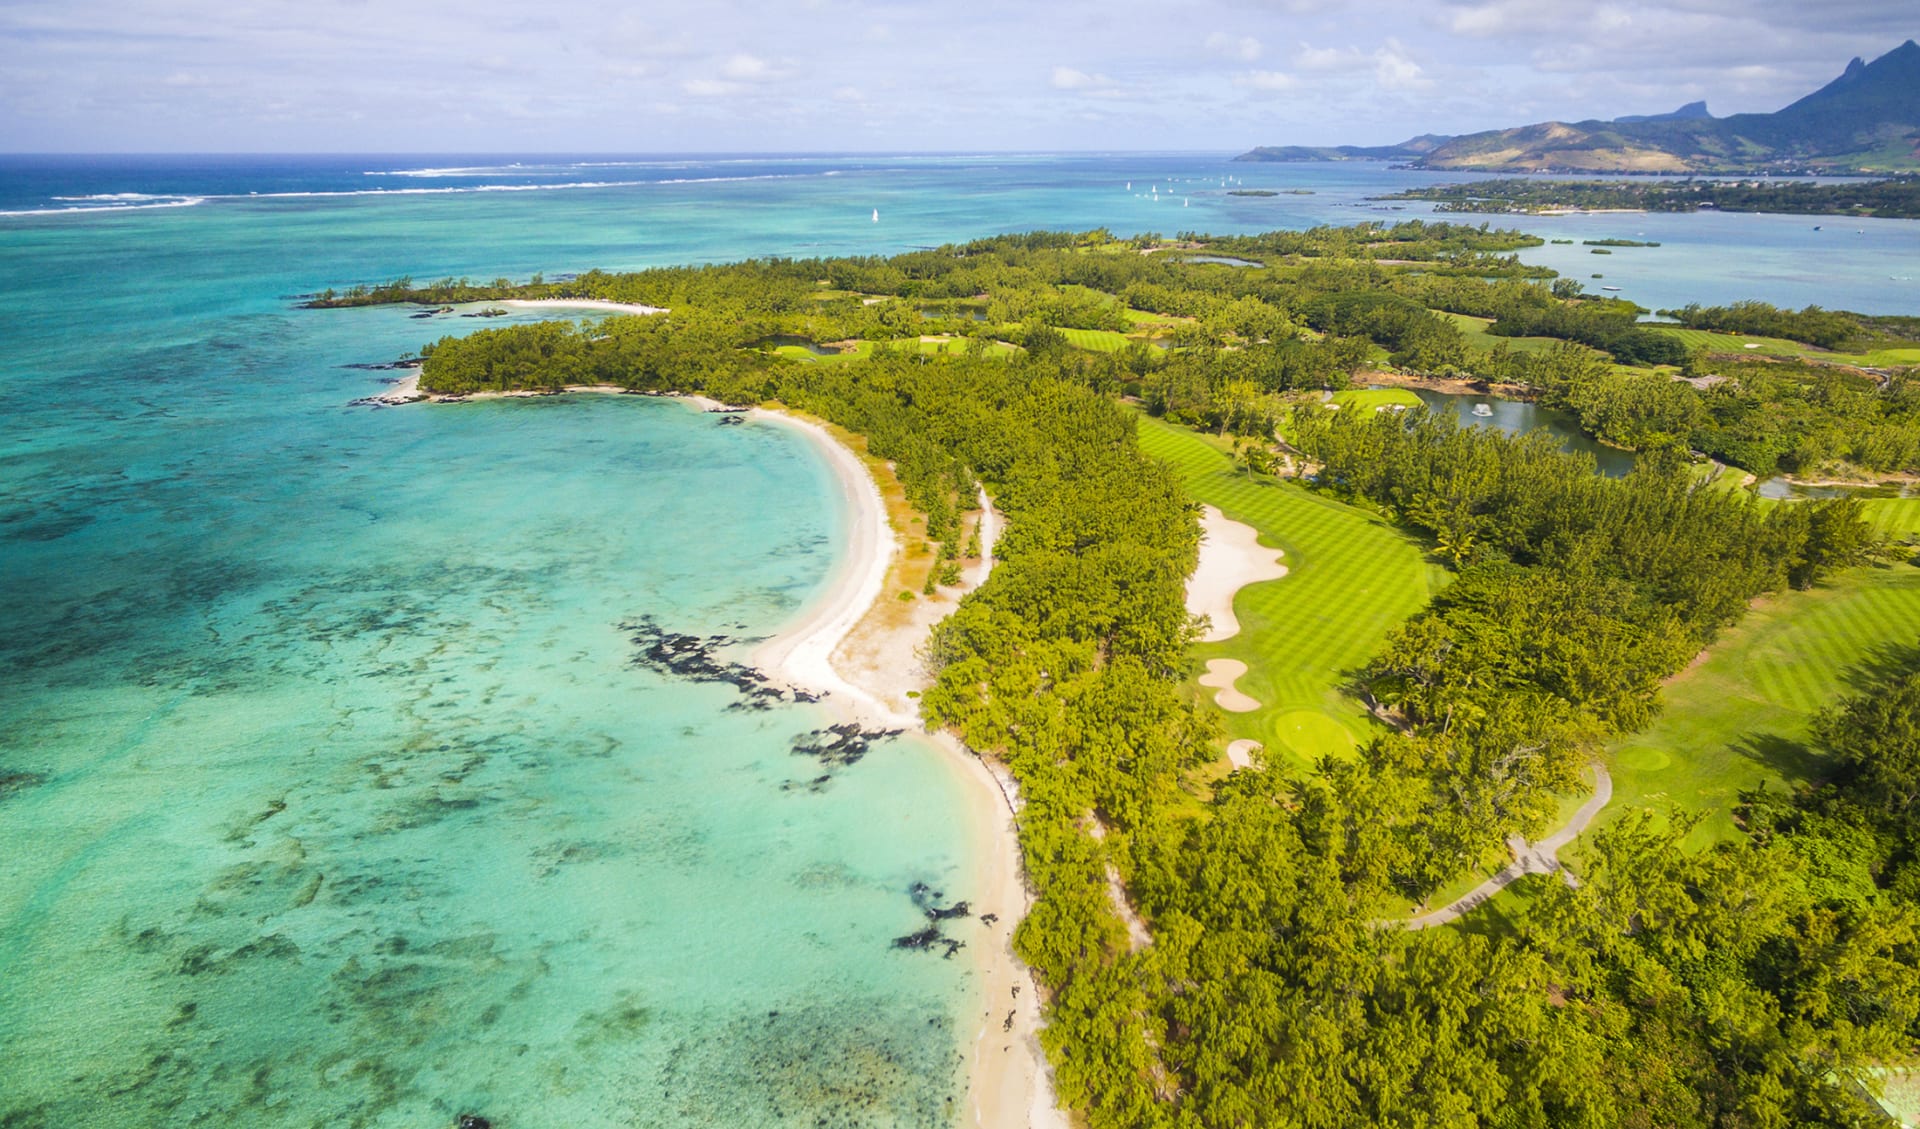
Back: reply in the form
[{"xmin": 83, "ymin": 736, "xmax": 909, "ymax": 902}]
[
  {"xmin": 1225, "ymin": 739, "xmax": 1263, "ymax": 769},
  {"xmin": 1186, "ymin": 505, "xmax": 1287, "ymax": 643},
  {"xmin": 1199, "ymin": 659, "xmax": 1261, "ymax": 712}
]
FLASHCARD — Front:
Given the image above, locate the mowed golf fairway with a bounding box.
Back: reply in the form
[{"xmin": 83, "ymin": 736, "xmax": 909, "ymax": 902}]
[
  {"xmin": 1603, "ymin": 554, "xmax": 1920, "ymax": 850},
  {"xmin": 1135, "ymin": 415, "xmax": 1441, "ymax": 767}
]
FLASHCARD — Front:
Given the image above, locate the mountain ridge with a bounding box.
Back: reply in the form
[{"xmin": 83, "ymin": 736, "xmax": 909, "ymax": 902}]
[{"xmin": 1237, "ymin": 39, "xmax": 1920, "ymax": 173}]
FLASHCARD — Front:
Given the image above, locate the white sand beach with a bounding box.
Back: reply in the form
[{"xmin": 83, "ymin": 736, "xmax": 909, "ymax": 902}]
[
  {"xmin": 747, "ymin": 413, "xmax": 1066, "ymax": 1129},
  {"xmin": 497, "ymin": 298, "xmax": 667, "ymax": 316},
  {"xmin": 382, "ymin": 382, "xmax": 1063, "ymax": 1125},
  {"xmin": 1186, "ymin": 505, "xmax": 1287, "ymax": 642}
]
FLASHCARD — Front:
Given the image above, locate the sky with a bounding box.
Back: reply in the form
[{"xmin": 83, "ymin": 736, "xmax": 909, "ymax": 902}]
[{"xmin": 1, "ymin": 0, "xmax": 1914, "ymax": 153}]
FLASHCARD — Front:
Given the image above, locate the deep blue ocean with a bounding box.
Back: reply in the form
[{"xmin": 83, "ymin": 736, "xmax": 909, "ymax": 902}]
[{"xmin": 2, "ymin": 152, "xmax": 1916, "ymax": 1129}]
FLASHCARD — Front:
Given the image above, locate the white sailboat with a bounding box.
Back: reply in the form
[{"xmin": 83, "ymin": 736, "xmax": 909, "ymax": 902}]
[{"xmin": 871, "ymin": 209, "xmax": 879, "ymax": 223}]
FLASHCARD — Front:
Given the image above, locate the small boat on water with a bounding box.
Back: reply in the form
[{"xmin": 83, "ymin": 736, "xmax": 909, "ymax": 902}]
[
  {"xmin": 1471, "ymin": 403, "xmax": 1494, "ymax": 418},
  {"xmin": 871, "ymin": 209, "xmax": 879, "ymax": 223},
  {"xmin": 1814, "ymin": 225, "xmax": 1823, "ymax": 230},
  {"xmin": 1602, "ymin": 285, "xmax": 1622, "ymax": 291}
]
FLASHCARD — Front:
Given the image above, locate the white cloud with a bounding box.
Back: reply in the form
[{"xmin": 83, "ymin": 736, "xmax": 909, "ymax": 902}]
[
  {"xmin": 721, "ymin": 53, "xmax": 784, "ymax": 81},
  {"xmin": 1373, "ymin": 39, "xmax": 1429, "ymax": 89},
  {"xmin": 1051, "ymin": 66, "xmax": 1113, "ymax": 91},
  {"xmin": 1236, "ymin": 69, "xmax": 1298, "ymax": 90},
  {"xmin": 1206, "ymin": 32, "xmax": 1263, "ymax": 62},
  {"xmin": 1294, "ymin": 43, "xmax": 1364, "ymax": 71},
  {"xmin": 681, "ymin": 78, "xmax": 740, "ymax": 97},
  {"xmin": 1291, "ymin": 38, "xmax": 1431, "ymax": 90}
]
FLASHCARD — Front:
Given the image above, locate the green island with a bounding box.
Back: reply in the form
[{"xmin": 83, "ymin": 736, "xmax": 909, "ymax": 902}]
[
  {"xmin": 1380, "ymin": 176, "xmax": 1920, "ymax": 220},
  {"xmin": 323, "ymin": 223, "xmax": 1920, "ymax": 1126}
]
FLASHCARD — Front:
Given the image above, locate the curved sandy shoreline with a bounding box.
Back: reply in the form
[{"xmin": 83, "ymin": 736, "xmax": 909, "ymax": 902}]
[
  {"xmin": 742, "ymin": 412, "xmax": 1065, "ymax": 1129},
  {"xmin": 373, "ymin": 381, "xmax": 1061, "ymax": 1125}
]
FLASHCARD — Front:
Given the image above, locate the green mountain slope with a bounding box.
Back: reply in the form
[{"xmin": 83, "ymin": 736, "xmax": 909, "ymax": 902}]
[{"xmin": 1238, "ymin": 39, "xmax": 1920, "ymax": 173}]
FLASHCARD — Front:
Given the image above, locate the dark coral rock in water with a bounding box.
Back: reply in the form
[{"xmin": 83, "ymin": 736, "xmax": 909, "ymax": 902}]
[
  {"xmin": 893, "ymin": 883, "xmax": 970, "ymax": 957},
  {"xmin": 456, "ymin": 1115, "xmax": 492, "ymax": 1129},
  {"xmin": 618, "ymin": 616, "xmax": 791, "ymax": 710},
  {"xmin": 790, "ymin": 723, "xmax": 900, "ymax": 768}
]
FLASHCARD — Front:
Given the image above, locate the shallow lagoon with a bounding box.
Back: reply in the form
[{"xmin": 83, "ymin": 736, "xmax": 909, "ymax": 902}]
[
  {"xmin": 4, "ymin": 151, "xmax": 1918, "ymax": 1126},
  {"xmin": 0, "ymin": 255, "xmax": 983, "ymax": 1125}
]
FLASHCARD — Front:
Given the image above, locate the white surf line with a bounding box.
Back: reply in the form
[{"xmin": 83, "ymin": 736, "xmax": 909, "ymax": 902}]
[
  {"xmin": 1185, "ymin": 505, "xmax": 1287, "ymax": 642},
  {"xmin": 1399, "ymin": 766, "xmax": 1615, "ymax": 930}
]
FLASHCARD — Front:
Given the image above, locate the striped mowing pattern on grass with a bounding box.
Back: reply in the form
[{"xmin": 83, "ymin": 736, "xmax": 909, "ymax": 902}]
[
  {"xmin": 1652, "ymin": 327, "xmax": 1808, "ymax": 358},
  {"xmin": 1651, "ymin": 326, "xmax": 1920, "ymax": 368},
  {"xmin": 1059, "ymin": 327, "xmax": 1133, "ymax": 353},
  {"xmin": 1136, "ymin": 414, "xmax": 1440, "ymax": 769},
  {"xmin": 771, "ymin": 338, "xmax": 1020, "ymax": 364},
  {"xmin": 1329, "ymin": 388, "xmax": 1423, "ymax": 411},
  {"xmin": 1600, "ymin": 563, "xmax": 1920, "ymax": 850},
  {"xmin": 1862, "ymin": 497, "xmax": 1920, "ymax": 538},
  {"xmin": 1437, "ymin": 311, "xmax": 1565, "ymax": 355}
]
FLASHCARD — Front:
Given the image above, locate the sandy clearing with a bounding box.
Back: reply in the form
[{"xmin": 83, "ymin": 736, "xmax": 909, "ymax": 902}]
[
  {"xmin": 1199, "ymin": 659, "xmax": 1261, "ymax": 712},
  {"xmin": 1186, "ymin": 505, "xmax": 1288, "ymax": 643}
]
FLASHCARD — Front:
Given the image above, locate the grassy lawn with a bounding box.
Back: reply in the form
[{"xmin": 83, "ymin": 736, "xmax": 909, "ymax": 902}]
[
  {"xmin": 1651, "ymin": 326, "xmax": 1812, "ymax": 358},
  {"xmin": 770, "ymin": 338, "xmax": 1019, "ymax": 364},
  {"xmin": 1596, "ymin": 562, "xmax": 1920, "ymax": 852},
  {"xmin": 1438, "ymin": 311, "xmax": 1565, "ymax": 355},
  {"xmin": 1136, "ymin": 415, "xmax": 1442, "ymax": 769},
  {"xmin": 1059, "ymin": 327, "xmax": 1133, "ymax": 353},
  {"xmin": 1329, "ymin": 388, "xmax": 1423, "ymax": 411},
  {"xmin": 1123, "ymin": 307, "xmax": 1193, "ymax": 329},
  {"xmin": 1649, "ymin": 326, "xmax": 1920, "ymax": 368},
  {"xmin": 1863, "ymin": 496, "xmax": 1920, "ymax": 539}
]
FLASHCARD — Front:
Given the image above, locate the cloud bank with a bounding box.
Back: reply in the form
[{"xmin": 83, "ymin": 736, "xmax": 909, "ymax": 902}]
[{"xmin": 0, "ymin": 0, "xmax": 1909, "ymax": 150}]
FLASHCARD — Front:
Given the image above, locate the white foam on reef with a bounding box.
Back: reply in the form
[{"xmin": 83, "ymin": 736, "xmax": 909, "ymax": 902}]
[
  {"xmin": 4, "ymin": 173, "xmax": 848, "ymax": 220},
  {"xmin": 0, "ymin": 196, "xmax": 206, "ymax": 217}
]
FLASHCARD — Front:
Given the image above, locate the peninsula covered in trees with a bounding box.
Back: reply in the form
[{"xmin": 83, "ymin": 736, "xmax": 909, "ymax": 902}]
[
  {"xmin": 320, "ymin": 224, "xmax": 1920, "ymax": 1126},
  {"xmin": 1380, "ymin": 176, "xmax": 1920, "ymax": 219}
]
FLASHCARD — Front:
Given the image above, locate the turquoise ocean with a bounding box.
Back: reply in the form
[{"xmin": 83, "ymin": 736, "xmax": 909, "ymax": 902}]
[{"xmin": 2, "ymin": 153, "xmax": 1917, "ymax": 1128}]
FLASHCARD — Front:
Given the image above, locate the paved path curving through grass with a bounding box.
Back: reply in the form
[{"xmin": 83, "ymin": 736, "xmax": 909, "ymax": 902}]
[{"xmin": 1400, "ymin": 767, "xmax": 1614, "ymax": 930}]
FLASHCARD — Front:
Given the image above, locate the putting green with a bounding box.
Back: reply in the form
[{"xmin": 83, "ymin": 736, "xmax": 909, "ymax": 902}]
[
  {"xmin": 1135, "ymin": 414, "xmax": 1441, "ymax": 768},
  {"xmin": 1594, "ymin": 561, "xmax": 1920, "ymax": 851}
]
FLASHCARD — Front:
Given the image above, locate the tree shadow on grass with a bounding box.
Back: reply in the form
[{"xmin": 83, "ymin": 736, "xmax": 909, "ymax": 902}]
[
  {"xmin": 1845, "ymin": 639, "xmax": 1920, "ymax": 695},
  {"xmin": 1733, "ymin": 731, "xmax": 1828, "ymax": 789}
]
